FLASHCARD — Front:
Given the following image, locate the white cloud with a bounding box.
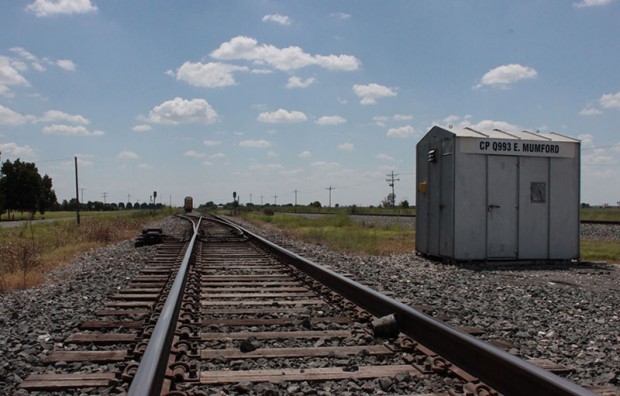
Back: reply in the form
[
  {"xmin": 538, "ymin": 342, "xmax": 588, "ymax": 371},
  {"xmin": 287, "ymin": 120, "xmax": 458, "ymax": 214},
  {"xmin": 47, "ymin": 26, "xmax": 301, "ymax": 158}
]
[
  {"xmin": 56, "ymin": 59, "xmax": 76, "ymax": 71},
  {"xmin": 174, "ymin": 61, "xmax": 249, "ymax": 88},
  {"xmin": 600, "ymin": 91, "xmax": 620, "ymax": 109},
  {"xmin": 387, "ymin": 125, "xmax": 416, "ymax": 138},
  {"xmin": 39, "ymin": 110, "xmax": 89, "ymax": 124},
  {"xmin": 316, "ymin": 115, "xmax": 346, "ymax": 126},
  {"xmin": 183, "ymin": 150, "xmax": 206, "ymax": 158},
  {"xmin": 338, "ymin": 142, "xmax": 355, "ymax": 151},
  {"xmin": 26, "ymin": 0, "xmax": 98, "ymax": 17},
  {"xmin": 376, "ymin": 153, "xmax": 394, "ymax": 161},
  {"xmin": 467, "ymin": 119, "xmax": 520, "ymax": 132},
  {"xmin": 203, "ymin": 139, "xmax": 222, "ymax": 147},
  {"xmin": 262, "ymin": 13, "xmax": 291, "ymax": 25},
  {"xmin": 298, "ymin": 150, "xmax": 311, "ymax": 159},
  {"xmin": 330, "ymin": 12, "xmax": 351, "ymax": 19},
  {"xmin": 476, "ymin": 64, "xmax": 538, "ymax": 88},
  {"xmin": 287, "ymin": 76, "xmax": 316, "ymax": 89},
  {"xmin": 579, "ymin": 107, "xmax": 603, "ymax": 116},
  {"xmin": 210, "ymin": 36, "xmax": 360, "ymax": 72},
  {"xmin": 132, "ymin": 124, "xmax": 152, "ymax": 132},
  {"xmin": 239, "ymin": 139, "xmax": 271, "ymax": 148},
  {"xmin": 138, "ymin": 163, "xmax": 153, "ymax": 170},
  {"xmin": 258, "ymin": 108, "xmax": 307, "ymax": 123},
  {"xmin": 144, "ymin": 97, "xmax": 218, "ymax": 125},
  {"xmin": 42, "ymin": 124, "xmax": 104, "ymax": 136},
  {"xmin": 573, "ymin": 0, "xmax": 615, "ymax": 8},
  {"xmin": 353, "ymin": 83, "xmax": 397, "ymax": 105},
  {"xmin": 0, "ymin": 142, "xmax": 34, "ymax": 157},
  {"xmin": 117, "ymin": 150, "xmax": 139, "ymax": 159},
  {"xmin": 0, "ymin": 105, "xmax": 35, "ymax": 125},
  {"xmin": 209, "ymin": 152, "xmax": 226, "ymax": 160},
  {"xmin": 373, "ymin": 114, "xmax": 413, "ymax": 126},
  {"xmin": 0, "ymin": 56, "xmax": 30, "ymax": 96}
]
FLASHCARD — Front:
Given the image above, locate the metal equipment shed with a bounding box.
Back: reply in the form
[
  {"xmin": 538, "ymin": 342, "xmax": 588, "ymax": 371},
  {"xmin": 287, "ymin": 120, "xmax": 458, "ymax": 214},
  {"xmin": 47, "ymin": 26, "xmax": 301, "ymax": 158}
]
[{"xmin": 415, "ymin": 126, "xmax": 580, "ymax": 263}]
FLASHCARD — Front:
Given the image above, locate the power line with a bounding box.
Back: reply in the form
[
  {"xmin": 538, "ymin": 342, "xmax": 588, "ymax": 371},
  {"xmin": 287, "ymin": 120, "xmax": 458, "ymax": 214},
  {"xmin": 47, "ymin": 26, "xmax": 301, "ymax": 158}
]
[{"xmin": 386, "ymin": 171, "xmax": 400, "ymax": 206}]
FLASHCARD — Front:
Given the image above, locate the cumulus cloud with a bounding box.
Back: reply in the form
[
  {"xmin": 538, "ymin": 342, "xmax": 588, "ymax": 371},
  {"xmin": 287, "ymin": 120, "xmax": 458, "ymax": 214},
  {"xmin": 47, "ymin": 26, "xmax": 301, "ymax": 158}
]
[
  {"xmin": 0, "ymin": 56, "xmax": 30, "ymax": 96},
  {"xmin": 475, "ymin": 64, "xmax": 538, "ymax": 89},
  {"xmin": 0, "ymin": 142, "xmax": 34, "ymax": 157},
  {"xmin": 117, "ymin": 150, "xmax": 139, "ymax": 159},
  {"xmin": 600, "ymin": 91, "xmax": 620, "ymax": 109},
  {"xmin": 353, "ymin": 83, "xmax": 397, "ymax": 105},
  {"xmin": 330, "ymin": 12, "xmax": 351, "ymax": 19},
  {"xmin": 42, "ymin": 124, "xmax": 104, "ymax": 136},
  {"xmin": 173, "ymin": 62, "xmax": 249, "ymax": 88},
  {"xmin": 144, "ymin": 97, "xmax": 218, "ymax": 125},
  {"xmin": 26, "ymin": 0, "xmax": 98, "ymax": 17},
  {"xmin": 38, "ymin": 110, "xmax": 89, "ymax": 124},
  {"xmin": 183, "ymin": 150, "xmax": 205, "ymax": 158},
  {"xmin": 210, "ymin": 36, "xmax": 360, "ymax": 72},
  {"xmin": 311, "ymin": 161, "xmax": 340, "ymax": 170},
  {"xmin": 573, "ymin": 0, "xmax": 615, "ymax": 8},
  {"xmin": 239, "ymin": 139, "xmax": 271, "ymax": 148},
  {"xmin": 0, "ymin": 105, "xmax": 35, "ymax": 125},
  {"xmin": 287, "ymin": 76, "xmax": 316, "ymax": 89},
  {"xmin": 209, "ymin": 153, "xmax": 226, "ymax": 160},
  {"xmin": 373, "ymin": 114, "xmax": 413, "ymax": 127},
  {"xmin": 132, "ymin": 124, "xmax": 152, "ymax": 132},
  {"xmin": 203, "ymin": 139, "xmax": 222, "ymax": 147},
  {"xmin": 316, "ymin": 115, "xmax": 346, "ymax": 126},
  {"xmin": 56, "ymin": 59, "xmax": 76, "ymax": 71},
  {"xmin": 262, "ymin": 13, "xmax": 291, "ymax": 25},
  {"xmin": 579, "ymin": 107, "xmax": 603, "ymax": 116},
  {"xmin": 386, "ymin": 125, "xmax": 416, "ymax": 138},
  {"xmin": 298, "ymin": 150, "xmax": 311, "ymax": 159},
  {"xmin": 465, "ymin": 119, "xmax": 521, "ymax": 133},
  {"xmin": 338, "ymin": 142, "xmax": 355, "ymax": 151},
  {"xmin": 258, "ymin": 108, "xmax": 307, "ymax": 123}
]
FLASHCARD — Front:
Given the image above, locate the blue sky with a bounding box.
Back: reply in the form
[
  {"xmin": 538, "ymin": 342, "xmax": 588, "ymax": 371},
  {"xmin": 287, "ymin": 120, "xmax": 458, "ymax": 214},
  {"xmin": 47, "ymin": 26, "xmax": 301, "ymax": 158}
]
[{"xmin": 1, "ymin": 0, "xmax": 619, "ymax": 207}]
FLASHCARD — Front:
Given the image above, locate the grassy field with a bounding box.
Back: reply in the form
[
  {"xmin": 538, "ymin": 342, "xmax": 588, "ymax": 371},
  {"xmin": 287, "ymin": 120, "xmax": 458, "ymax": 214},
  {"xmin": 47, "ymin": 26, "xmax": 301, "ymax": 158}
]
[
  {"xmin": 239, "ymin": 210, "xmax": 620, "ymax": 264},
  {"xmin": 0, "ymin": 209, "xmax": 177, "ymax": 291},
  {"xmin": 581, "ymin": 208, "xmax": 620, "ymax": 221}
]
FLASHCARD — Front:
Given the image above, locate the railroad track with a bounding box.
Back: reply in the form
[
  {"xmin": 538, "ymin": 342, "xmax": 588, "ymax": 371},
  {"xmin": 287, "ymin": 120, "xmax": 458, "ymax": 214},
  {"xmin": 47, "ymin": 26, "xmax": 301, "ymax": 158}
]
[{"xmin": 19, "ymin": 214, "xmax": 597, "ymax": 395}]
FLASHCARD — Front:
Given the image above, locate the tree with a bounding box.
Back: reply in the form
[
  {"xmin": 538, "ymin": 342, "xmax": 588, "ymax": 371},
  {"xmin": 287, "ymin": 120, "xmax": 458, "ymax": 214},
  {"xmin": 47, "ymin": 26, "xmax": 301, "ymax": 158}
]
[
  {"xmin": 309, "ymin": 201, "xmax": 322, "ymax": 208},
  {"xmin": 381, "ymin": 193, "xmax": 396, "ymax": 208},
  {"xmin": 400, "ymin": 199, "xmax": 410, "ymax": 208},
  {"xmin": 0, "ymin": 159, "xmax": 58, "ymax": 218}
]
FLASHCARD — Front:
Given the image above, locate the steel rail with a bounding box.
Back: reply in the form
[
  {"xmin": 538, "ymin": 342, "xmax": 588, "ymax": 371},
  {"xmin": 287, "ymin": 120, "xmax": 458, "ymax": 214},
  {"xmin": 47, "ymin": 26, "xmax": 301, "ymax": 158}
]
[
  {"xmin": 220, "ymin": 217, "xmax": 596, "ymax": 396},
  {"xmin": 128, "ymin": 217, "xmax": 202, "ymax": 396}
]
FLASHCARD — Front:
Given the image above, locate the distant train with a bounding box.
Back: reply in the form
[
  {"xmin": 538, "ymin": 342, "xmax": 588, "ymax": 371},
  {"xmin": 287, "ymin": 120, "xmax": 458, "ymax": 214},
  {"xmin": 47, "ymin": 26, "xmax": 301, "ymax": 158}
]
[{"xmin": 183, "ymin": 196, "xmax": 193, "ymax": 213}]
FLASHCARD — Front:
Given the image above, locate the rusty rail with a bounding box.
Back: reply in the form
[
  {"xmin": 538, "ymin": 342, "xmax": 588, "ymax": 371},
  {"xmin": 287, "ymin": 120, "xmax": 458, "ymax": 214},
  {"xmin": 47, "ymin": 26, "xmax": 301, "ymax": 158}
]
[
  {"xmin": 220, "ymin": 216, "xmax": 596, "ymax": 396},
  {"xmin": 127, "ymin": 217, "xmax": 202, "ymax": 396}
]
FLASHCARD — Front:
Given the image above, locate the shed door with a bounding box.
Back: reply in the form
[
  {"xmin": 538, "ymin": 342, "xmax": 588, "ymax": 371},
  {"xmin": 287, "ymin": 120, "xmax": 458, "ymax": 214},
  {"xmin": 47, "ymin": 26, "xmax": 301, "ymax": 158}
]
[{"xmin": 487, "ymin": 156, "xmax": 518, "ymax": 258}]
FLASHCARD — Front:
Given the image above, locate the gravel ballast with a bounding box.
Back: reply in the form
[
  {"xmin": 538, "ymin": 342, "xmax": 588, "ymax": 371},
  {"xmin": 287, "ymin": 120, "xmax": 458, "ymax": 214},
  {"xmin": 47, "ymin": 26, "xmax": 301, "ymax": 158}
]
[{"xmin": 1, "ymin": 214, "xmax": 619, "ymax": 394}]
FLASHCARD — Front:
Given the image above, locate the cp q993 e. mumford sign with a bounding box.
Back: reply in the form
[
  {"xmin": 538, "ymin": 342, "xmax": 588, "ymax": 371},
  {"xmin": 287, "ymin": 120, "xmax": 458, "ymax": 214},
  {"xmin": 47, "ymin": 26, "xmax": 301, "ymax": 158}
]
[{"xmin": 459, "ymin": 138, "xmax": 576, "ymax": 158}]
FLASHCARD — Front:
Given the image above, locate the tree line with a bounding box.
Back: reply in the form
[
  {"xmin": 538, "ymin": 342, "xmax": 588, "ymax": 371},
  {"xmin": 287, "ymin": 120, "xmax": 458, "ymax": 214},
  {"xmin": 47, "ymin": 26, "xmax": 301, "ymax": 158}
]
[{"xmin": 0, "ymin": 158, "xmax": 58, "ymax": 220}]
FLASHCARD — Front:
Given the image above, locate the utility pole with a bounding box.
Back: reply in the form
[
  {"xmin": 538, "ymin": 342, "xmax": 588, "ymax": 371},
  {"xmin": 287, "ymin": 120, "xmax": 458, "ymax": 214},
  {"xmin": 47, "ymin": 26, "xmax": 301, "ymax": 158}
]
[
  {"xmin": 102, "ymin": 192, "xmax": 108, "ymax": 205},
  {"xmin": 326, "ymin": 185, "xmax": 335, "ymax": 208},
  {"xmin": 74, "ymin": 156, "xmax": 80, "ymax": 224},
  {"xmin": 80, "ymin": 188, "xmax": 85, "ymax": 204},
  {"xmin": 386, "ymin": 171, "xmax": 400, "ymax": 207},
  {"xmin": 273, "ymin": 195, "xmax": 278, "ymax": 205},
  {"xmin": 293, "ymin": 190, "xmax": 298, "ymax": 212}
]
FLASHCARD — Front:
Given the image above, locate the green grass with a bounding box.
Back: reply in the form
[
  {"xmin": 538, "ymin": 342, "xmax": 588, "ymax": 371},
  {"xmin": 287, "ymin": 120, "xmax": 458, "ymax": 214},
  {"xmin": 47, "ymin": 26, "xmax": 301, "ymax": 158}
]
[
  {"xmin": 581, "ymin": 241, "xmax": 620, "ymax": 263},
  {"xmin": 581, "ymin": 208, "xmax": 620, "ymax": 221},
  {"xmin": 241, "ymin": 212, "xmax": 415, "ymax": 256}
]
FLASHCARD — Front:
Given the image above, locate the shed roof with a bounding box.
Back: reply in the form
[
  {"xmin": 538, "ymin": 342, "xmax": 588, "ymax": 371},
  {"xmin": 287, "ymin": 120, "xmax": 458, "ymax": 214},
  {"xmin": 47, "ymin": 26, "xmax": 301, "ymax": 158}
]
[{"xmin": 431, "ymin": 126, "xmax": 579, "ymax": 143}]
